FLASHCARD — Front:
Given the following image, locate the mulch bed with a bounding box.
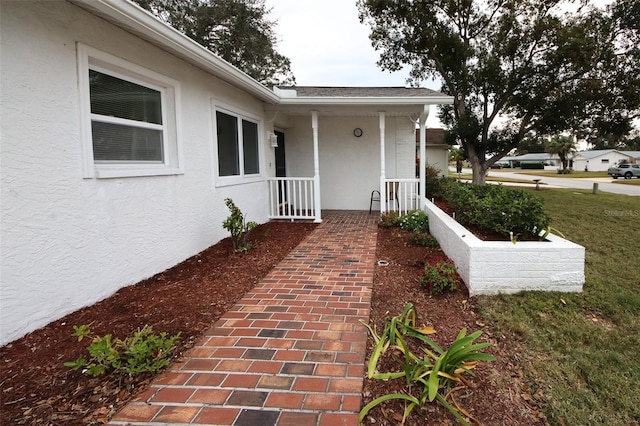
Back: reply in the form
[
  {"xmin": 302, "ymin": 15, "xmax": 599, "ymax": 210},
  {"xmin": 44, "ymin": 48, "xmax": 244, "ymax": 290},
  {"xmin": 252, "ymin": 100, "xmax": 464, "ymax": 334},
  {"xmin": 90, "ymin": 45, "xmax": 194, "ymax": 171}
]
[
  {"xmin": 1, "ymin": 219, "xmax": 547, "ymax": 425},
  {"xmin": 362, "ymin": 226, "xmax": 548, "ymax": 425}
]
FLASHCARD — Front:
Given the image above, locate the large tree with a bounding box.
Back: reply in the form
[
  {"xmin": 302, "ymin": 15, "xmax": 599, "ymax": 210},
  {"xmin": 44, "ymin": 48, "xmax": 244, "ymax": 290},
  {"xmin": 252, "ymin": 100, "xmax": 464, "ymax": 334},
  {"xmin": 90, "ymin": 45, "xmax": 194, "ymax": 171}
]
[
  {"xmin": 358, "ymin": 0, "xmax": 640, "ymax": 184},
  {"xmin": 133, "ymin": 0, "xmax": 295, "ymax": 87}
]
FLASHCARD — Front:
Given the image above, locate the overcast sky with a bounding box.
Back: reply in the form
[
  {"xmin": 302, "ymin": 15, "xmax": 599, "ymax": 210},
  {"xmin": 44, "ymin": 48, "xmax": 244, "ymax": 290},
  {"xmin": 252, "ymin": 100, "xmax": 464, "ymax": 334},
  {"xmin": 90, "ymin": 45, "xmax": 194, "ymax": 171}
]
[{"xmin": 265, "ymin": 0, "xmax": 421, "ymax": 88}]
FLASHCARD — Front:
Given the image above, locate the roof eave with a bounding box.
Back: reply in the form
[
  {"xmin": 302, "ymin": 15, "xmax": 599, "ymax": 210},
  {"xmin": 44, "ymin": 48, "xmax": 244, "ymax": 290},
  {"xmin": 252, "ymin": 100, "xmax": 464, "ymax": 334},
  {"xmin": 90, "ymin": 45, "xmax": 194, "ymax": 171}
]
[
  {"xmin": 68, "ymin": 0, "xmax": 279, "ymax": 104},
  {"xmin": 278, "ymin": 96, "xmax": 454, "ymax": 106}
]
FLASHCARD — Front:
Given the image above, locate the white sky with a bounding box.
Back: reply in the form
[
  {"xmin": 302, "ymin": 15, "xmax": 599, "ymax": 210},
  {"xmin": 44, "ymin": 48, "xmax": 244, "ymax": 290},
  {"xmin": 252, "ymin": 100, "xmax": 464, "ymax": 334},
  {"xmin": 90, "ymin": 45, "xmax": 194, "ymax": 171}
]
[{"xmin": 265, "ymin": 0, "xmax": 422, "ymax": 88}]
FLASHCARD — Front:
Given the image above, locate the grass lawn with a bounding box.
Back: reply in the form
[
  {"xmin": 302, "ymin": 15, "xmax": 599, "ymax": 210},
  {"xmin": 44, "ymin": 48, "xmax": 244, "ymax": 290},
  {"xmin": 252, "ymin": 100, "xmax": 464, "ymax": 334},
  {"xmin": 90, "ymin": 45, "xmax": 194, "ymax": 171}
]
[
  {"xmin": 612, "ymin": 179, "xmax": 640, "ymax": 185},
  {"xmin": 477, "ymin": 188, "xmax": 640, "ymax": 425}
]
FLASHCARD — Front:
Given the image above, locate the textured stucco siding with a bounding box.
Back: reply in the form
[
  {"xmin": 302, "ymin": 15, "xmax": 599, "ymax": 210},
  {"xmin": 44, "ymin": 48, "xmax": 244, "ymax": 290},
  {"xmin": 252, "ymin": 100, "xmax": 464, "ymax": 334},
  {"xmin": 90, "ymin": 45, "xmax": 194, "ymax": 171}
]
[
  {"xmin": 1, "ymin": 1, "xmax": 273, "ymax": 345},
  {"xmin": 425, "ymin": 200, "xmax": 585, "ymax": 296}
]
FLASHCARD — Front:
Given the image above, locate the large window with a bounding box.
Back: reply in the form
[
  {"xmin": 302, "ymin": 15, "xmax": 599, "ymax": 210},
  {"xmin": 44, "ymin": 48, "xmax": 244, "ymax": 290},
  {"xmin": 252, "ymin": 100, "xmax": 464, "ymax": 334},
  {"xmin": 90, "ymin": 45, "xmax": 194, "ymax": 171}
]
[
  {"xmin": 216, "ymin": 110, "xmax": 260, "ymax": 178},
  {"xmin": 90, "ymin": 70, "xmax": 164, "ymax": 163},
  {"xmin": 78, "ymin": 44, "xmax": 182, "ymax": 178}
]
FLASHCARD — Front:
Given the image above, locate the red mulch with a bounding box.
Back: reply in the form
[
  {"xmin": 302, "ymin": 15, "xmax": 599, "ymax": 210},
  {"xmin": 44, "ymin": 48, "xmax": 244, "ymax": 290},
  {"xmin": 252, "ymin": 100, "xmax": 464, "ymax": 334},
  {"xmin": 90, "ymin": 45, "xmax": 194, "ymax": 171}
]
[
  {"xmin": 363, "ymin": 226, "xmax": 548, "ymax": 425},
  {"xmin": 0, "ymin": 220, "xmax": 546, "ymax": 425}
]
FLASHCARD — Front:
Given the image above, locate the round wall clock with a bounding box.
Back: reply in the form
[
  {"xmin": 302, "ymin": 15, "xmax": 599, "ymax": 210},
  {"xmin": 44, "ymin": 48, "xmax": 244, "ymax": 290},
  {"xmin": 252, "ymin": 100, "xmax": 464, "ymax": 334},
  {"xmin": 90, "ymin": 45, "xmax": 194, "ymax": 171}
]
[{"xmin": 353, "ymin": 128, "xmax": 363, "ymax": 137}]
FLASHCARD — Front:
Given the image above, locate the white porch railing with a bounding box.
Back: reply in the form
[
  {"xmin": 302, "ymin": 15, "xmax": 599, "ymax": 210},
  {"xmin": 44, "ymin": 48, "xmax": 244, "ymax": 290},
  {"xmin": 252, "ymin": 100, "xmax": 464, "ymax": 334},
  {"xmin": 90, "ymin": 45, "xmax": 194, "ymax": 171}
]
[
  {"xmin": 268, "ymin": 177, "xmax": 318, "ymax": 221},
  {"xmin": 384, "ymin": 178, "xmax": 420, "ymax": 215}
]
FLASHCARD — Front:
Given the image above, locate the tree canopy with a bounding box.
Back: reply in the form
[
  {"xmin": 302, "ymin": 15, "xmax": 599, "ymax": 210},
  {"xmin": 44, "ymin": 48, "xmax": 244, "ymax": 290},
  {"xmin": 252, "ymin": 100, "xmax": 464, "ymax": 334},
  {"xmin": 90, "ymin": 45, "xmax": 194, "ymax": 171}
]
[
  {"xmin": 358, "ymin": 0, "xmax": 640, "ymax": 183},
  {"xmin": 133, "ymin": 0, "xmax": 295, "ymax": 87}
]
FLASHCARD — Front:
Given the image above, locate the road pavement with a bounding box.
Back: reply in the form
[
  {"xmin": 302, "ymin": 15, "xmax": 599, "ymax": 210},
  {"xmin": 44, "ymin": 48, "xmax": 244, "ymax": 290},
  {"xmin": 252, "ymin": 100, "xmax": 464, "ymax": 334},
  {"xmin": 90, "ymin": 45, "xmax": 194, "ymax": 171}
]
[{"xmin": 490, "ymin": 170, "xmax": 640, "ymax": 196}]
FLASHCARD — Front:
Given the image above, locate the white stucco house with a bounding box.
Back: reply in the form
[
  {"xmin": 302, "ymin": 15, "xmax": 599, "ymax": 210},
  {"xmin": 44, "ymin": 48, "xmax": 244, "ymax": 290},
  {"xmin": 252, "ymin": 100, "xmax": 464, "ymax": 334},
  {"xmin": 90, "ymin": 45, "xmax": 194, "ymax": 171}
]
[
  {"xmin": 0, "ymin": 0, "xmax": 453, "ymax": 345},
  {"xmin": 572, "ymin": 149, "xmax": 636, "ymax": 172}
]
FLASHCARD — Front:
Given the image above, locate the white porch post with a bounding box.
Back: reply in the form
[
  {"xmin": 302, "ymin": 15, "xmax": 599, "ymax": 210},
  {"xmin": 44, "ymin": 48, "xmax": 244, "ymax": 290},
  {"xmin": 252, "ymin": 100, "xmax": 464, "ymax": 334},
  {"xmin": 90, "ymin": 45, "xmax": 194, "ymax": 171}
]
[
  {"xmin": 379, "ymin": 111, "xmax": 386, "ymax": 213},
  {"xmin": 419, "ymin": 105, "xmax": 429, "ymax": 210},
  {"xmin": 312, "ymin": 110, "xmax": 322, "ymax": 223}
]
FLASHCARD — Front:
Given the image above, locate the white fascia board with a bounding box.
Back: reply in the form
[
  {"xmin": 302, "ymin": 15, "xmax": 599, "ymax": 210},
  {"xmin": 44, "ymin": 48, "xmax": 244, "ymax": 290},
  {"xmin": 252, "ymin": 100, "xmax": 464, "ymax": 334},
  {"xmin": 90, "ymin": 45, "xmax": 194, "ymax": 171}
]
[
  {"xmin": 69, "ymin": 0, "xmax": 279, "ymax": 104},
  {"xmin": 278, "ymin": 96, "xmax": 454, "ymax": 106}
]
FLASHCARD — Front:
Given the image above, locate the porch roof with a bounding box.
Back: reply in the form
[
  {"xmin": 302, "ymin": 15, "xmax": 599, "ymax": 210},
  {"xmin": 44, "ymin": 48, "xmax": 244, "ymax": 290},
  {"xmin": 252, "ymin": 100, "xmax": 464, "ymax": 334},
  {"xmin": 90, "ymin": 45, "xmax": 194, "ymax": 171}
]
[{"xmin": 271, "ymin": 86, "xmax": 453, "ymax": 117}]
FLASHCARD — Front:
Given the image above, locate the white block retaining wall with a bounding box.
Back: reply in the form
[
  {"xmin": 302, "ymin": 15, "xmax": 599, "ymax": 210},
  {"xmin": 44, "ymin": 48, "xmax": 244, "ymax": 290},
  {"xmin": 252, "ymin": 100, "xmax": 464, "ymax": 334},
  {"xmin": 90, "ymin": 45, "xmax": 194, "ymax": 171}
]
[{"xmin": 425, "ymin": 200, "xmax": 585, "ymax": 295}]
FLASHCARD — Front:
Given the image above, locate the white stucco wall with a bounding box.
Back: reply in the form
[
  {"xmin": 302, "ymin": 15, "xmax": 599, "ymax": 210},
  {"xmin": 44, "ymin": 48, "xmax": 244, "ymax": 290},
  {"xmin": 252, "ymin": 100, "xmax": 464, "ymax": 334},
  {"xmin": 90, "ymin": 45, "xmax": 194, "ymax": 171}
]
[
  {"xmin": 425, "ymin": 200, "xmax": 585, "ymax": 295},
  {"xmin": 425, "ymin": 146, "xmax": 449, "ymax": 177},
  {"xmin": 0, "ymin": 1, "xmax": 273, "ymax": 345},
  {"xmin": 281, "ymin": 115, "xmax": 415, "ymax": 210},
  {"xmin": 573, "ymin": 152, "xmax": 632, "ymax": 172}
]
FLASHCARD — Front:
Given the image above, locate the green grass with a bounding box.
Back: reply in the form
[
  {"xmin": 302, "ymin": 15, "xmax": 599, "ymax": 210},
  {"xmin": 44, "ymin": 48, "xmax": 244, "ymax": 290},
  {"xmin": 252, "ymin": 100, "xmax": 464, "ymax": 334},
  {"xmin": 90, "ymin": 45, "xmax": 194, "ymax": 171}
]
[
  {"xmin": 477, "ymin": 188, "xmax": 640, "ymax": 425},
  {"xmin": 611, "ymin": 179, "xmax": 640, "ymax": 185}
]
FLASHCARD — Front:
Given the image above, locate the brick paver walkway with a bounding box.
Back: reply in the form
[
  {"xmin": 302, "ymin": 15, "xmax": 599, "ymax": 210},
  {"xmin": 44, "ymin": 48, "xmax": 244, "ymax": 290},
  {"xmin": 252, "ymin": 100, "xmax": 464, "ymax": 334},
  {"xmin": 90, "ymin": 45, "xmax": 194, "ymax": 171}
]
[{"xmin": 110, "ymin": 211, "xmax": 378, "ymax": 426}]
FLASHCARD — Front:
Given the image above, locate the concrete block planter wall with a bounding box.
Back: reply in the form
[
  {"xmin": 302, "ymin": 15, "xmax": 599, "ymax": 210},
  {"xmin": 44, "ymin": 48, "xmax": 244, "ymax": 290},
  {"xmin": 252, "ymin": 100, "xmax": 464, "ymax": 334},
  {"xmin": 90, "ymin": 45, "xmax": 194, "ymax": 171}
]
[{"xmin": 424, "ymin": 199, "xmax": 585, "ymax": 296}]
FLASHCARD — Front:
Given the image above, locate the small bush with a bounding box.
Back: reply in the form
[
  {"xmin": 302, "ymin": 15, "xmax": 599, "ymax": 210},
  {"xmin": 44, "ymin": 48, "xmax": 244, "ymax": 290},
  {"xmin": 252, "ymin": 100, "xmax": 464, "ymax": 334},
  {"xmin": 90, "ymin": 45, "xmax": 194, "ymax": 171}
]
[
  {"xmin": 379, "ymin": 211, "xmax": 401, "ymax": 228},
  {"xmin": 418, "ymin": 256, "xmax": 461, "ymax": 294},
  {"xmin": 222, "ymin": 198, "xmax": 258, "ymax": 252},
  {"xmin": 398, "ymin": 210, "xmax": 429, "ymax": 233},
  {"xmin": 64, "ymin": 325, "xmax": 180, "ymax": 377},
  {"xmin": 410, "ymin": 232, "xmax": 439, "ymax": 248},
  {"xmin": 557, "ymin": 168, "xmax": 573, "ymax": 174}
]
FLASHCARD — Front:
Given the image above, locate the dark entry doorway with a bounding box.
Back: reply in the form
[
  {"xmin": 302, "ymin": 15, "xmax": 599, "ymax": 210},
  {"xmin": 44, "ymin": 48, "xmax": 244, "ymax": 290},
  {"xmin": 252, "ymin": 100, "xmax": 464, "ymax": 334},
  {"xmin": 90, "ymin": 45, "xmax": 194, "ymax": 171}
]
[{"xmin": 274, "ymin": 131, "xmax": 286, "ymax": 178}]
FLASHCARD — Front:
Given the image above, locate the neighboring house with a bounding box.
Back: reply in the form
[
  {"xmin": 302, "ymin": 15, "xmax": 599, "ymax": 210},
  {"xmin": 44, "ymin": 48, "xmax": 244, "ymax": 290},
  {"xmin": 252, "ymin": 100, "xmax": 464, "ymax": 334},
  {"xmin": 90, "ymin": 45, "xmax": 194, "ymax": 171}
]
[
  {"xmin": 500, "ymin": 153, "xmax": 562, "ymax": 169},
  {"xmin": 0, "ymin": 0, "xmax": 452, "ymax": 345},
  {"xmin": 415, "ymin": 128, "xmax": 449, "ymax": 177},
  {"xmin": 572, "ymin": 149, "xmax": 635, "ymax": 171}
]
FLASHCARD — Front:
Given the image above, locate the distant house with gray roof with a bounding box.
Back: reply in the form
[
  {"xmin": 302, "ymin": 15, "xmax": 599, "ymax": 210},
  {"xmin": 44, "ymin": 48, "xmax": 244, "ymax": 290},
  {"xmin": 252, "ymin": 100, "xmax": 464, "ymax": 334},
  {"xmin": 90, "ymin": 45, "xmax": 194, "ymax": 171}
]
[{"xmin": 572, "ymin": 150, "xmax": 636, "ymax": 171}]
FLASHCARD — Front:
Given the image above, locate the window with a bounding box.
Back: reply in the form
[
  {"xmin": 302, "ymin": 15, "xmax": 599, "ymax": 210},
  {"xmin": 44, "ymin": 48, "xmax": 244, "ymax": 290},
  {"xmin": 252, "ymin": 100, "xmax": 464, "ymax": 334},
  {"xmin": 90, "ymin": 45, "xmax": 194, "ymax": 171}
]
[
  {"xmin": 78, "ymin": 44, "xmax": 182, "ymax": 178},
  {"xmin": 216, "ymin": 110, "xmax": 260, "ymax": 178},
  {"xmin": 601, "ymin": 159, "xmax": 609, "ymax": 164}
]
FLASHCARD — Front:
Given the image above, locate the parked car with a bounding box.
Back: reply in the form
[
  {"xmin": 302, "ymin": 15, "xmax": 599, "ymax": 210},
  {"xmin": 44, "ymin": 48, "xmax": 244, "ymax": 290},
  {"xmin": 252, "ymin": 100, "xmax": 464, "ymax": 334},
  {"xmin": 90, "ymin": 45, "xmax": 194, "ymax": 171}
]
[{"xmin": 607, "ymin": 163, "xmax": 640, "ymax": 179}]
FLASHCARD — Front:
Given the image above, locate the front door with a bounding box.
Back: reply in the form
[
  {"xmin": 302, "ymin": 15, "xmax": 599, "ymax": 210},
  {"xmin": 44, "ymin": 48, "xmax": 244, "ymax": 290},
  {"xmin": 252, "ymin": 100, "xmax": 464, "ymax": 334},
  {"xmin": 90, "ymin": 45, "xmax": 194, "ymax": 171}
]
[
  {"xmin": 274, "ymin": 131, "xmax": 287, "ymax": 204},
  {"xmin": 275, "ymin": 131, "xmax": 286, "ymax": 178}
]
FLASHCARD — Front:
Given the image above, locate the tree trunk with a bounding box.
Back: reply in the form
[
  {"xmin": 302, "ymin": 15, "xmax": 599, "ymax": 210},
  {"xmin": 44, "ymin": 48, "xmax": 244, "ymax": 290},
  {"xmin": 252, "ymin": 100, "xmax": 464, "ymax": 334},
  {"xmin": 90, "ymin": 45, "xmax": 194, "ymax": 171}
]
[{"xmin": 466, "ymin": 144, "xmax": 487, "ymax": 185}]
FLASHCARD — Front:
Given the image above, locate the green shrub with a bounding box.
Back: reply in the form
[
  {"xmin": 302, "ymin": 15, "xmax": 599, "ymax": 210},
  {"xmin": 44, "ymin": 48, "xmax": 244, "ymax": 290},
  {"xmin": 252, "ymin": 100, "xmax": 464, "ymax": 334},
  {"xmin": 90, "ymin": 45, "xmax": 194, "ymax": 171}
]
[
  {"xmin": 222, "ymin": 198, "xmax": 258, "ymax": 252},
  {"xmin": 379, "ymin": 211, "xmax": 401, "ymax": 228},
  {"xmin": 418, "ymin": 256, "xmax": 461, "ymax": 294},
  {"xmin": 398, "ymin": 210, "xmax": 429, "ymax": 233},
  {"xmin": 557, "ymin": 168, "xmax": 573, "ymax": 174},
  {"xmin": 438, "ymin": 181, "xmax": 550, "ymax": 240},
  {"xmin": 64, "ymin": 325, "xmax": 180, "ymax": 377},
  {"xmin": 410, "ymin": 232, "xmax": 439, "ymax": 248},
  {"xmin": 426, "ymin": 176, "xmax": 457, "ymax": 200}
]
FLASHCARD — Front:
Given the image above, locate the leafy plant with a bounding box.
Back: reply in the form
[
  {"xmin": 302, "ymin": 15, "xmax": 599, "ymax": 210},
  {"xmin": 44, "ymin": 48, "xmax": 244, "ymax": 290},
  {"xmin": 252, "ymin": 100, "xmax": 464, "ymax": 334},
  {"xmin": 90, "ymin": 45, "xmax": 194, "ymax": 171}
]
[
  {"xmin": 64, "ymin": 325, "xmax": 180, "ymax": 377},
  {"xmin": 418, "ymin": 256, "xmax": 461, "ymax": 295},
  {"xmin": 222, "ymin": 198, "xmax": 258, "ymax": 252},
  {"xmin": 379, "ymin": 211, "xmax": 401, "ymax": 228},
  {"xmin": 398, "ymin": 210, "xmax": 429, "ymax": 233},
  {"xmin": 436, "ymin": 180, "xmax": 550, "ymax": 240},
  {"xmin": 410, "ymin": 231, "xmax": 440, "ymax": 248},
  {"xmin": 359, "ymin": 303, "xmax": 495, "ymax": 425}
]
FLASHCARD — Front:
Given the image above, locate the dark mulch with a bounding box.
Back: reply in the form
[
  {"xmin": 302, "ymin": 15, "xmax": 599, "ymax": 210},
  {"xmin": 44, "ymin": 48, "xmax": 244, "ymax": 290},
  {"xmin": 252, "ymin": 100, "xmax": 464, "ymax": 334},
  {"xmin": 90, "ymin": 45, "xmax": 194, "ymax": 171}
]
[{"xmin": 1, "ymin": 220, "xmax": 546, "ymax": 425}]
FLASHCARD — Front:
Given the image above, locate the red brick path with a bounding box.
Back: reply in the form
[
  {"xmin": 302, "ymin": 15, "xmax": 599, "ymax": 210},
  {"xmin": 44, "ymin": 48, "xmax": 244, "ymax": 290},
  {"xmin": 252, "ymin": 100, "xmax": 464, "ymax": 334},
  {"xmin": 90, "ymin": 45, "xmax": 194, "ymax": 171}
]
[{"xmin": 110, "ymin": 211, "xmax": 378, "ymax": 426}]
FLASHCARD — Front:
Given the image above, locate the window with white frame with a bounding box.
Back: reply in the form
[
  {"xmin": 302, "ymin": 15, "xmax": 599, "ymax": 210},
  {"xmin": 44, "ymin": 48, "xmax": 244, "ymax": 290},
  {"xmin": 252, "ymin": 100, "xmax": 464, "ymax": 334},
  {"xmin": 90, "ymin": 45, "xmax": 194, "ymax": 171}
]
[
  {"xmin": 216, "ymin": 110, "xmax": 260, "ymax": 177},
  {"xmin": 78, "ymin": 44, "xmax": 182, "ymax": 178}
]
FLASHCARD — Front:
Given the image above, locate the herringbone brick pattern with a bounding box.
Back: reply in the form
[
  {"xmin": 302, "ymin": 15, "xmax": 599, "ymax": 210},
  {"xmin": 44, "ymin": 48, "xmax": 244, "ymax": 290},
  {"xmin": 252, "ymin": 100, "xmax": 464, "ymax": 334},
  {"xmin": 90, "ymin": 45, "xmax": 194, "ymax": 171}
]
[{"xmin": 109, "ymin": 211, "xmax": 378, "ymax": 426}]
